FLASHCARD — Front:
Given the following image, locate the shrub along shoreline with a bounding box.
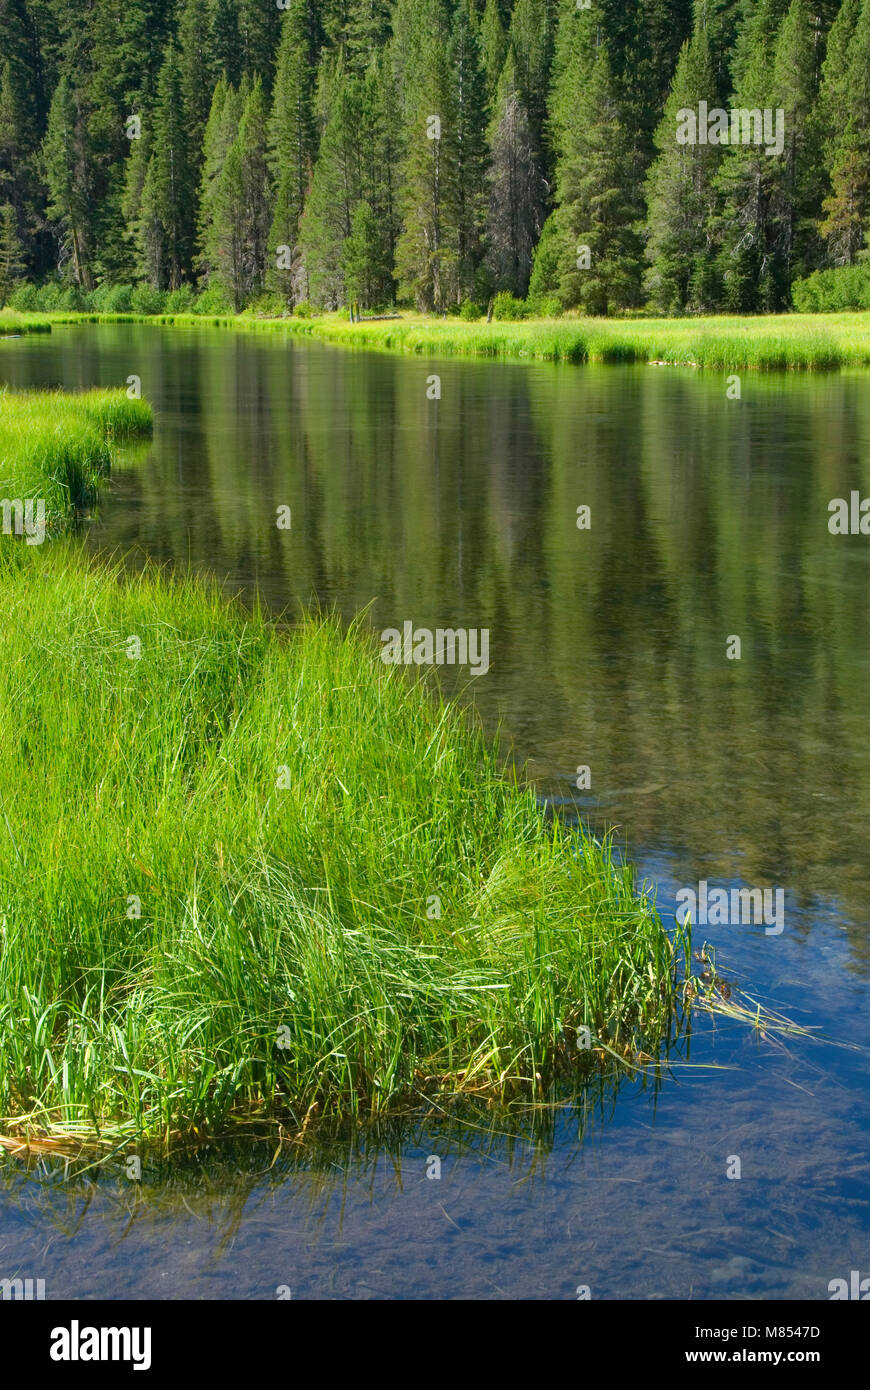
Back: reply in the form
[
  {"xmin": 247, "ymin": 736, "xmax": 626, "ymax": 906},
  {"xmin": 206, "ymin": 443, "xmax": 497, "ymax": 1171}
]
[
  {"xmin": 3, "ymin": 307, "xmax": 870, "ymax": 371},
  {"xmin": 0, "ymin": 389, "xmax": 689, "ymax": 1151}
]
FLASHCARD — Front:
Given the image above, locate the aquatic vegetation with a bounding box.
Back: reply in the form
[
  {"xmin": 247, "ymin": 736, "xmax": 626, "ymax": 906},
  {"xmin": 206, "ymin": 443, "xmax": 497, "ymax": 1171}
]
[
  {"xmin": 0, "ymin": 312, "xmax": 51, "ymax": 336},
  {"xmin": 0, "ymin": 520, "xmax": 687, "ymax": 1147},
  {"xmin": 0, "ymin": 388, "xmax": 152, "ymax": 534},
  {"xmin": 270, "ymin": 311, "xmax": 869, "ymax": 371},
  {"xmin": 6, "ymin": 307, "xmax": 870, "ymax": 372}
]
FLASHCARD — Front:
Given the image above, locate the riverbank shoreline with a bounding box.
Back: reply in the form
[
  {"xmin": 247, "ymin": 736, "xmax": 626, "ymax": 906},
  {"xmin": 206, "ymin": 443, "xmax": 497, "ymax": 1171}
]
[
  {"xmin": 0, "ymin": 387, "xmax": 689, "ymax": 1152},
  {"xmin": 3, "ymin": 307, "xmax": 869, "ymax": 371}
]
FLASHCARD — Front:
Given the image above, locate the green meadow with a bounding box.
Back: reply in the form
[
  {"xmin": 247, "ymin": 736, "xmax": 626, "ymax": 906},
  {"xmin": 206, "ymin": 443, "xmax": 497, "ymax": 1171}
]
[
  {"xmin": 0, "ymin": 389, "xmax": 686, "ymax": 1150},
  {"xmin": 4, "ymin": 307, "xmax": 870, "ymax": 371}
]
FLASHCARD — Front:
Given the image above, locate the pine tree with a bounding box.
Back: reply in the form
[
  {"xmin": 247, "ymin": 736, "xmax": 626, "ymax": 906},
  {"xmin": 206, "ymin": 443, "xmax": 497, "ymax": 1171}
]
[
  {"xmin": 179, "ymin": 0, "xmax": 216, "ymax": 170},
  {"xmin": 645, "ymin": 24, "xmax": 721, "ymax": 311},
  {"xmin": 238, "ymin": 0, "xmax": 279, "ymax": 89},
  {"xmin": 122, "ymin": 111, "xmax": 151, "ymax": 272},
  {"xmin": 267, "ymin": 0, "xmax": 317, "ymax": 303},
  {"xmin": 692, "ymin": 0, "xmax": 743, "ymax": 97},
  {"xmin": 197, "ymin": 75, "xmax": 242, "ymax": 286},
  {"xmin": 41, "ymin": 74, "xmax": 93, "ymax": 287},
  {"xmin": 820, "ymin": 146, "xmax": 869, "ymax": 262},
  {"xmin": 25, "ymin": 0, "xmax": 64, "ymax": 127},
  {"xmin": 209, "ymin": 0, "xmax": 242, "ymax": 87},
  {"xmin": 200, "ymin": 72, "xmax": 269, "ymax": 305},
  {"xmin": 546, "ymin": 2, "xmax": 599, "ymax": 308},
  {"xmin": 449, "ymin": 2, "xmax": 489, "ymax": 297},
  {"xmin": 84, "ymin": 0, "xmax": 171, "ymax": 281},
  {"xmin": 343, "ymin": 198, "xmax": 392, "ymax": 307},
  {"xmin": 0, "ymin": 60, "xmax": 29, "ymax": 228},
  {"xmin": 549, "ymin": 0, "xmax": 599, "ymax": 180},
  {"xmin": 357, "ymin": 53, "xmax": 403, "ymax": 300},
  {"xmin": 507, "ymin": 0, "xmax": 555, "ymax": 158},
  {"xmin": 817, "ymin": 0, "xmax": 860, "ymax": 162},
  {"xmin": 86, "ymin": 0, "xmax": 154, "ymax": 150},
  {"xmin": 298, "ymin": 69, "xmax": 364, "ymax": 307},
  {"xmin": 820, "ymin": 0, "xmax": 870, "ymax": 265},
  {"xmin": 136, "ymin": 154, "xmax": 165, "ymax": 286},
  {"xmin": 480, "ymin": 0, "xmax": 508, "ymax": 100},
  {"xmin": 391, "ymin": 0, "xmax": 451, "ymax": 117},
  {"xmin": 768, "ymin": 0, "xmax": 822, "ymax": 287},
  {"xmin": 729, "ymin": 0, "xmax": 789, "ymax": 89},
  {"xmin": 344, "ymin": 0, "xmax": 393, "ymax": 72},
  {"xmin": 394, "ymin": 27, "xmax": 460, "ymax": 309},
  {"xmin": 715, "ymin": 0, "xmax": 787, "ymax": 309},
  {"xmin": 294, "ymin": 45, "xmax": 402, "ymax": 312},
  {"xmin": 145, "ymin": 43, "xmax": 196, "ymax": 288},
  {"xmin": 208, "ymin": 139, "xmax": 246, "ymax": 306},
  {"xmin": 551, "ymin": 46, "xmax": 643, "ymax": 313},
  {"xmin": 634, "ymin": 1, "xmax": 696, "ymax": 147},
  {"xmin": 0, "ymin": 200, "xmax": 24, "ymax": 305},
  {"xmin": 0, "ymin": 0, "xmax": 49, "ymax": 145},
  {"xmin": 236, "ymin": 76, "xmax": 272, "ymax": 300},
  {"xmin": 486, "ymin": 50, "xmax": 545, "ymax": 296}
]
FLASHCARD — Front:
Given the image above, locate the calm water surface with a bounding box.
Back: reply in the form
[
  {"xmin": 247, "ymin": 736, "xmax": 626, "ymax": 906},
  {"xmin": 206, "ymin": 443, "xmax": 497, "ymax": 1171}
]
[{"xmin": 1, "ymin": 325, "xmax": 868, "ymax": 1298}]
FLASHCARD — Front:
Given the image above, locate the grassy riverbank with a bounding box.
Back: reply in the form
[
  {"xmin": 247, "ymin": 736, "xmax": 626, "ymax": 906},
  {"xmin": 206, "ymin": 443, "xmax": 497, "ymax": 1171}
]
[
  {"xmin": 0, "ymin": 315, "xmax": 51, "ymax": 335},
  {"xmin": 0, "ymin": 388, "xmax": 152, "ymax": 534},
  {"xmin": 0, "ymin": 389, "xmax": 686, "ymax": 1151},
  {"xmin": 266, "ymin": 310, "xmax": 870, "ymax": 371},
  {"xmin": 4, "ymin": 306, "xmax": 870, "ymax": 371}
]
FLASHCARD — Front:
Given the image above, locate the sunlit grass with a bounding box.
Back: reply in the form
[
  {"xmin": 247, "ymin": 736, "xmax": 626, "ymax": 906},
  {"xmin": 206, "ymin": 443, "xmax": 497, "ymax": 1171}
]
[
  {"xmin": 0, "ymin": 537, "xmax": 687, "ymax": 1149},
  {"xmin": 275, "ymin": 310, "xmax": 869, "ymax": 370},
  {"xmin": 7, "ymin": 305, "xmax": 870, "ymax": 371},
  {"xmin": 0, "ymin": 311, "xmax": 51, "ymax": 335},
  {"xmin": 0, "ymin": 387, "xmax": 152, "ymax": 533}
]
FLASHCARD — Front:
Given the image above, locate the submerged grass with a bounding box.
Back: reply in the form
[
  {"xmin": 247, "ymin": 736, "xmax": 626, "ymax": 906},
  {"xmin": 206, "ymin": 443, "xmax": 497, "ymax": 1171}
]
[
  {"xmin": 0, "ymin": 540, "xmax": 687, "ymax": 1147},
  {"xmin": 0, "ymin": 388, "xmax": 152, "ymax": 532},
  {"xmin": 5, "ymin": 305, "xmax": 870, "ymax": 371}
]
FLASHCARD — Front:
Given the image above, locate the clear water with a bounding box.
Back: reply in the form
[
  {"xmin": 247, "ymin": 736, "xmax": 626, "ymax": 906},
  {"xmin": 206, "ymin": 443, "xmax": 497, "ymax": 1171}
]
[{"xmin": 1, "ymin": 324, "xmax": 868, "ymax": 1299}]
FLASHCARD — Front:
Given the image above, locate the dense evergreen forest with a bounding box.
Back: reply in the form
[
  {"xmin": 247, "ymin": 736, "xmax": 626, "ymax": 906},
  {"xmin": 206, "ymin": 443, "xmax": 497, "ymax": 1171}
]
[{"xmin": 0, "ymin": 0, "xmax": 868, "ymax": 316}]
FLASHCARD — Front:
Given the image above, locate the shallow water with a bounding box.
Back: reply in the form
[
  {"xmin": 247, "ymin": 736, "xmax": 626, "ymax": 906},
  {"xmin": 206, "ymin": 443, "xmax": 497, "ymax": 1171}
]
[{"xmin": 1, "ymin": 325, "xmax": 868, "ymax": 1299}]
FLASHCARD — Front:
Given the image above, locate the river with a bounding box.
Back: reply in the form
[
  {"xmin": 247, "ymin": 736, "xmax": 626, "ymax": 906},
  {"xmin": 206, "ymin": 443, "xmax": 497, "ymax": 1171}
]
[{"xmin": 1, "ymin": 323, "xmax": 868, "ymax": 1299}]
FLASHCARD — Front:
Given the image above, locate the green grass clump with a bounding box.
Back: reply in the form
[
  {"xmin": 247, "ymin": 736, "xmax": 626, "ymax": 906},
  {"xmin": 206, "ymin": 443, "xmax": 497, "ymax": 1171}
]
[
  {"xmin": 0, "ymin": 311, "xmax": 51, "ymax": 335},
  {"xmin": 0, "ymin": 388, "xmax": 152, "ymax": 533},
  {"xmin": 0, "ymin": 530, "xmax": 684, "ymax": 1147}
]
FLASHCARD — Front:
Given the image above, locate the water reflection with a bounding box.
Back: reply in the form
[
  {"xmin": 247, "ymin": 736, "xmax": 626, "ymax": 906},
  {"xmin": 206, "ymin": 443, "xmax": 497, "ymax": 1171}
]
[
  {"xmin": 1, "ymin": 327, "xmax": 869, "ymax": 1298},
  {"xmin": 3, "ymin": 327, "xmax": 867, "ymax": 952}
]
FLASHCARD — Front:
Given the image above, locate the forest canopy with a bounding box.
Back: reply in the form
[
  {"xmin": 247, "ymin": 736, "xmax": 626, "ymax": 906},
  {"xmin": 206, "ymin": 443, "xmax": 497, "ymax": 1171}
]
[{"xmin": 0, "ymin": 0, "xmax": 867, "ymax": 316}]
